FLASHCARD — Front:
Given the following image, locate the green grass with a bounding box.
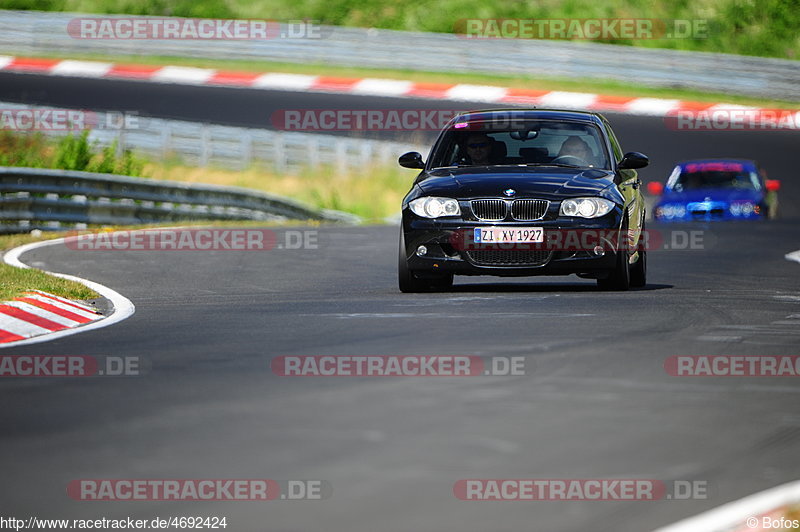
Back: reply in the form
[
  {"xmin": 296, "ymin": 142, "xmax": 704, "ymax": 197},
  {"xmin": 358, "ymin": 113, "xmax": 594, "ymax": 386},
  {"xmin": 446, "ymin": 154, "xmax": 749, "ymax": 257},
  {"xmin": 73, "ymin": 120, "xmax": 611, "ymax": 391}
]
[
  {"xmin": 0, "ymin": 231, "xmax": 100, "ymax": 301},
  {"xmin": 16, "ymin": 50, "xmax": 800, "ymax": 109},
  {"xmin": 143, "ymin": 160, "xmax": 411, "ymax": 223},
  {"xmin": 0, "ymin": 263, "xmax": 99, "ymax": 301},
  {"xmin": 0, "ymin": 130, "xmax": 147, "ymax": 174},
  {"xmin": 4, "ymin": 0, "xmax": 799, "ymax": 60}
]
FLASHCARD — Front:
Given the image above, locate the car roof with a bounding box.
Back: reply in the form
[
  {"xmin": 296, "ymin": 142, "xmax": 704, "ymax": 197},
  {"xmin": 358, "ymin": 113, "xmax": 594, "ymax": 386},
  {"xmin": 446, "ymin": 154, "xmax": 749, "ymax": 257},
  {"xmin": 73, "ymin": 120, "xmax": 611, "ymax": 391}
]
[
  {"xmin": 676, "ymin": 158, "xmax": 758, "ymax": 168},
  {"xmin": 452, "ymin": 109, "xmax": 606, "ymax": 126}
]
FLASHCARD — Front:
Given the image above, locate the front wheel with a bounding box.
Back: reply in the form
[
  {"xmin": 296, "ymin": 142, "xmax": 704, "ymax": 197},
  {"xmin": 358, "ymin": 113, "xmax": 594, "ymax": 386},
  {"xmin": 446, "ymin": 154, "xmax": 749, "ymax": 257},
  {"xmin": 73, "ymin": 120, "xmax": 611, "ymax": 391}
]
[
  {"xmin": 630, "ymin": 223, "xmax": 647, "ymax": 288},
  {"xmin": 597, "ymin": 224, "xmax": 631, "ymax": 291},
  {"xmin": 630, "ymin": 249, "xmax": 647, "ymax": 288},
  {"xmin": 398, "ymin": 231, "xmax": 453, "ymax": 292}
]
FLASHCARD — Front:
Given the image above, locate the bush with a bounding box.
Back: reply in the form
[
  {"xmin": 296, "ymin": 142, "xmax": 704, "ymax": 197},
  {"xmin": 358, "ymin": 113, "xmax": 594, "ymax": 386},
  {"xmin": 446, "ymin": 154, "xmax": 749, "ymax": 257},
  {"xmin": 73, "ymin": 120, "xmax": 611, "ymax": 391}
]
[
  {"xmin": 0, "ymin": 130, "xmax": 148, "ymax": 176},
  {"xmin": 34, "ymin": 0, "xmax": 798, "ymax": 59}
]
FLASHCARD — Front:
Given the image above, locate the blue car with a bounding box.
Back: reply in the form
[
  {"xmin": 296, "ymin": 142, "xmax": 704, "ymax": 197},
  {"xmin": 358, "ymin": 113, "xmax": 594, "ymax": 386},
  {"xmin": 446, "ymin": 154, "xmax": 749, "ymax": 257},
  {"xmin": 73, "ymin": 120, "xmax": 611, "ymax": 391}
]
[{"xmin": 648, "ymin": 159, "xmax": 780, "ymax": 221}]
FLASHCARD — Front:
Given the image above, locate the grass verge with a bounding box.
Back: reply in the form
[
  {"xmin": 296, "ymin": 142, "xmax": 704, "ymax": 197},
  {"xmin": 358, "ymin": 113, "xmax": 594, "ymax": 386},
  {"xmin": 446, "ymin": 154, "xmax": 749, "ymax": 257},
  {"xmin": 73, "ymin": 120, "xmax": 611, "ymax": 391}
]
[
  {"xmin": 0, "ymin": 231, "xmax": 99, "ymax": 301},
  {"xmin": 0, "ymin": 264, "xmax": 98, "ymax": 302},
  {"xmin": 7, "ymin": 0, "xmax": 800, "ymax": 59},
  {"xmin": 143, "ymin": 161, "xmax": 411, "ymax": 223}
]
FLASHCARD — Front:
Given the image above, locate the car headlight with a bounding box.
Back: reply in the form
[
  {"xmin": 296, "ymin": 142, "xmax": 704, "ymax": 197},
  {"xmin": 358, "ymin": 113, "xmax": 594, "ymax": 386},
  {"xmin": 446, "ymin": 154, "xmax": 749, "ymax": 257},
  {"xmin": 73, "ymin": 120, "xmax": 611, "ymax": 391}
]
[
  {"xmin": 559, "ymin": 197, "xmax": 615, "ymax": 218},
  {"xmin": 409, "ymin": 197, "xmax": 461, "ymax": 218},
  {"xmin": 729, "ymin": 201, "xmax": 755, "ymax": 216},
  {"xmin": 656, "ymin": 204, "xmax": 686, "ymax": 219}
]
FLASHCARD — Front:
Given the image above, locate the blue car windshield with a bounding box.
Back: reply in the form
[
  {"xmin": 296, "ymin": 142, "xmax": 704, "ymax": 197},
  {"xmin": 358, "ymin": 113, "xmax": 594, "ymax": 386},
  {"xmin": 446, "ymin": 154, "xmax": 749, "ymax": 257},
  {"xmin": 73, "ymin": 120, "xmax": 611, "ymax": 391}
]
[
  {"xmin": 429, "ymin": 120, "xmax": 611, "ymax": 170},
  {"xmin": 669, "ymin": 162, "xmax": 761, "ymax": 191}
]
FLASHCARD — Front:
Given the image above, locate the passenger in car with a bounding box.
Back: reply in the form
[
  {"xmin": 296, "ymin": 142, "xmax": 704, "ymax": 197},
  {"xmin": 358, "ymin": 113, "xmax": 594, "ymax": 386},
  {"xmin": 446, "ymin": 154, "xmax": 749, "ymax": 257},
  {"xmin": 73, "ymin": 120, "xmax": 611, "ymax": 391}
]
[{"xmin": 558, "ymin": 136, "xmax": 594, "ymax": 162}]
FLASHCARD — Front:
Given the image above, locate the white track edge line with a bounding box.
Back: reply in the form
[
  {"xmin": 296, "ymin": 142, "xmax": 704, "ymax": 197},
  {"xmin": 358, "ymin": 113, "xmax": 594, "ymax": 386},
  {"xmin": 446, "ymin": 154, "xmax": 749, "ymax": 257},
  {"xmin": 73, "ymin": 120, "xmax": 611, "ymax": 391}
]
[
  {"xmin": 1, "ymin": 237, "xmax": 135, "ymax": 348},
  {"xmin": 652, "ymin": 479, "xmax": 800, "ymax": 532},
  {"xmin": 785, "ymin": 249, "xmax": 800, "ymax": 264}
]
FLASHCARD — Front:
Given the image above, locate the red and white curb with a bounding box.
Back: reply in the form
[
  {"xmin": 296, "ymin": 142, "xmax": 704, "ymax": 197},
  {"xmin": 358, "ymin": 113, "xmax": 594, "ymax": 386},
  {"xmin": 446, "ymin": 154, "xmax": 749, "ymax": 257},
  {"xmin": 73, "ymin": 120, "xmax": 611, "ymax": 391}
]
[
  {"xmin": 0, "ymin": 290, "xmax": 102, "ymax": 344},
  {"xmin": 0, "ymin": 55, "xmax": 795, "ymax": 122},
  {"xmin": 653, "ymin": 479, "xmax": 800, "ymax": 532},
  {"xmin": 1, "ymin": 237, "xmax": 135, "ymax": 348}
]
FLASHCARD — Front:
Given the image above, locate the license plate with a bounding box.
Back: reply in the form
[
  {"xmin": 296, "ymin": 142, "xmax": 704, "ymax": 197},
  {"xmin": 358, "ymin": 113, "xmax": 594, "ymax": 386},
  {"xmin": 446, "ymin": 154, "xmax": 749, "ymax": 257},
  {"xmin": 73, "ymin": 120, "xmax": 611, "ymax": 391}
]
[{"xmin": 474, "ymin": 227, "xmax": 544, "ymax": 243}]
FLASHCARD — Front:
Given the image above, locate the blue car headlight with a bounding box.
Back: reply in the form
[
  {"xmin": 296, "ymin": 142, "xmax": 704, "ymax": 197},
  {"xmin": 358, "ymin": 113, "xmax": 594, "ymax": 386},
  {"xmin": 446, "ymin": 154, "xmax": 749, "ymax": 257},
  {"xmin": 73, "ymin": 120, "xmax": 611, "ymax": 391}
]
[
  {"xmin": 729, "ymin": 201, "xmax": 757, "ymax": 217},
  {"xmin": 655, "ymin": 204, "xmax": 687, "ymax": 219}
]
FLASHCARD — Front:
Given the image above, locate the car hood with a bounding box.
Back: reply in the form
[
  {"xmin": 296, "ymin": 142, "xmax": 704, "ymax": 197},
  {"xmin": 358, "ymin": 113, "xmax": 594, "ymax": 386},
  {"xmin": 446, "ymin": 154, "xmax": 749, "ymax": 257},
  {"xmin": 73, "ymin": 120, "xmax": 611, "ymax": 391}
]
[
  {"xmin": 417, "ymin": 166, "xmax": 616, "ymax": 199},
  {"xmin": 659, "ymin": 188, "xmax": 763, "ymax": 204}
]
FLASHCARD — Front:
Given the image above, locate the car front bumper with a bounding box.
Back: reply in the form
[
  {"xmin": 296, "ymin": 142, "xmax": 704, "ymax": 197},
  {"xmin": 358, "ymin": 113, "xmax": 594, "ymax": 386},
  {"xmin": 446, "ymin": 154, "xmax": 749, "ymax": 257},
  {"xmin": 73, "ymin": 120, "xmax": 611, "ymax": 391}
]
[{"xmin": 402, "ymin": 211, "xmax": 624, "ymax": 278}]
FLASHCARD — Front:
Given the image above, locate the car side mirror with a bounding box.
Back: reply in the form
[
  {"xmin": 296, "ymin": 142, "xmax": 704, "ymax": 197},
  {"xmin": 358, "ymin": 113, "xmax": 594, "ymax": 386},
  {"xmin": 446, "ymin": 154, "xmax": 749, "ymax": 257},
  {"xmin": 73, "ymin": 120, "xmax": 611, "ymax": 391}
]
[
  {"xmin": 399, "ymin": 152, "xmax": 425, "ymax": 169},
  {"xmin": 619, "ymin": 152, "xmax": 649, "ymax": 170},
  {"xmin": 646, "ymin": 182, "xmax": 664, "ymax": 195}
]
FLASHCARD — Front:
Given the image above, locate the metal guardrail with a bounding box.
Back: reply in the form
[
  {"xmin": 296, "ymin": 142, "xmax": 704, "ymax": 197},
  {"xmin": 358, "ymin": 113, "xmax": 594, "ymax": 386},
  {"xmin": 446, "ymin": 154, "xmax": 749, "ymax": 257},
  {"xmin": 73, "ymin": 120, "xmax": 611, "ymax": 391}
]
[
  {"xmin": 0, "ymin": 101, "xmax": 424, "ymax": 175},
  {"xmin": 0, "ymin": 11, "xmax": 798, "ymax": 100},
  {"xmin": 0, "ymin": 167, "xmax": 359, "ymax": 233}
]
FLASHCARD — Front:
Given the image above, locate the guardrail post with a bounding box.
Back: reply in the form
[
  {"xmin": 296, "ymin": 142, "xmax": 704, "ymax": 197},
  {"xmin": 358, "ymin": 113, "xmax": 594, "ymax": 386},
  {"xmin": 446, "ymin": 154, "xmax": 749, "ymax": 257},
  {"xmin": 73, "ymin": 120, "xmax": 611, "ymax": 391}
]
[
  {"xmin": 200, "ymin": 125, "xmax": 211, "ymax": 167},
  {"xmin": 241, "ymin": 132, "xmax": 253, "ymax": 170},
  {"xmin": 309, "ymin": 137, "xmax": 320, "ymax": 169},
  {"xmin": 273, "ymin": 133, "xmax": 286, "ymax": 174},
  {"xmin": 161, "ymin": 126, "xmax": 171, "ymax": 160},
  {"xmin": 335, "ymin": 139, "xmax": 347, "ymax": 177}
]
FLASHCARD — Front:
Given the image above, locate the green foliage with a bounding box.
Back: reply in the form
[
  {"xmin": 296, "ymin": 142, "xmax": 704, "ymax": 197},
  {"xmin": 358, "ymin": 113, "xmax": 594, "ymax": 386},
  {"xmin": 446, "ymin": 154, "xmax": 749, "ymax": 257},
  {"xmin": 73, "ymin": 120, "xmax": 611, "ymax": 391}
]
[
  {"xmin": 115, "ymin": 0, "xmax": 236, "ymax": 18},
  {"xmin": 54, "ymin": 130, "xmax": 93, "ymax": 171},
  {"xmin": 17, "ymin": 0, "xmax": 798, "ymax": 59},
  {"xmin": 0, "ymin": 131, "xmax": 50, "ymax": 167},
  {"xmin": 0, "ymin": 130, "xmax": 147, "ymax": 176}
]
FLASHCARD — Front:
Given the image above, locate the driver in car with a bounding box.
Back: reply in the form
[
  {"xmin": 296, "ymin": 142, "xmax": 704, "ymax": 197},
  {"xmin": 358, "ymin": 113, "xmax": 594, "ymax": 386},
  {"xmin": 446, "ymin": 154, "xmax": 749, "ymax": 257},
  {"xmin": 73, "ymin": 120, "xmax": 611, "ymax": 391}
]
[{"xmin": 463, "ymin": 133, "xmax": 493, "ymax": 166}]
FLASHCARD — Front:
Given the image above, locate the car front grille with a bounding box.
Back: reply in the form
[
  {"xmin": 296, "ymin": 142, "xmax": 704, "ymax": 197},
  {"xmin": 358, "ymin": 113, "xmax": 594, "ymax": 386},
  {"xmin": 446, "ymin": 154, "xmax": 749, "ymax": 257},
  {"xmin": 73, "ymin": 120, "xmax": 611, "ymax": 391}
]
[
  {"xmin": 688, "ymin": 201, "xmax": 726, "ymax": 220},
  {"xmin": 510, "ymin": 199, "xmax": 549, "ymax": 221},
  {"xmin": 465, "ymin": 249, "xmax": 552, "ymax": 267},
  {"xmin": 470, "ymin": 199, "xmax": 550, "ymax": 221},
  {"xmin": 690, "ymin": 208, "xmax": 725, "ymax": 219},
  {"xmin": 471, "ymin": 200, "xmax": 507, "ymax": 221}
]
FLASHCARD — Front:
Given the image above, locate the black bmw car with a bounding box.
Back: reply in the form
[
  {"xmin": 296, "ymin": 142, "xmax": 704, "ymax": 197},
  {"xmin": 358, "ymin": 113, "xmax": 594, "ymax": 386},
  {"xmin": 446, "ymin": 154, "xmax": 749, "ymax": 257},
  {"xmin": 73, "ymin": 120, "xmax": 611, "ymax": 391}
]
[{"xmin": 398, "ymin": 109, "xmax": 649, "ymax": 292}]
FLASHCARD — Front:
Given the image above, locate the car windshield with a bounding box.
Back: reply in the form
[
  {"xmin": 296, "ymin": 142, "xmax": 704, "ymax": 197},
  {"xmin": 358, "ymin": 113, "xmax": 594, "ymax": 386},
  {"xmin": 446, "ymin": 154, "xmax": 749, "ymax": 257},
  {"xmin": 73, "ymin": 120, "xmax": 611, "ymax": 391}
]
[
  {"xmin": 668, "ymin": 162, "xmax": 761, "ymax": 191},
  {"xmin": 429, "ymin": 119, "xmax": 611, "ymax": 170}
]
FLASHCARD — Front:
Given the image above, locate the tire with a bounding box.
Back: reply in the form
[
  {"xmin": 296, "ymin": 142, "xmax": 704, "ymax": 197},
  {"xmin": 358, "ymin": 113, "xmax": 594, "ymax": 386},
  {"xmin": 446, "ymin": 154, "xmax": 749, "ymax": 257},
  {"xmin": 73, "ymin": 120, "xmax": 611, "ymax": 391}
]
[
  {"xmin": 398, "ymin": 230, "xmax": 453, "ymax": 292},
  {"xmin": 630, "ymin": 223, "xmax": 647, "ymax": 288},
  {"xmin": 630, "ymin": 249, "xmax": 647, "ymax": 288},
  {"xmin": 597, "ymin": 221, "xmax": 631, "ymax": 291}
]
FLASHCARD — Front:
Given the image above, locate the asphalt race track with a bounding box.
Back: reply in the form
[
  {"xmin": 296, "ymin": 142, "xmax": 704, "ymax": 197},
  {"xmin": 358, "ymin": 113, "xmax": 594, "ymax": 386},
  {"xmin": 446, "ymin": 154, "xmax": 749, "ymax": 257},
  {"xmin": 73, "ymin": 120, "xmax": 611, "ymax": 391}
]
[{"xmin": 1, "ymin": 71, "xmax": 799, "ymax": 531}]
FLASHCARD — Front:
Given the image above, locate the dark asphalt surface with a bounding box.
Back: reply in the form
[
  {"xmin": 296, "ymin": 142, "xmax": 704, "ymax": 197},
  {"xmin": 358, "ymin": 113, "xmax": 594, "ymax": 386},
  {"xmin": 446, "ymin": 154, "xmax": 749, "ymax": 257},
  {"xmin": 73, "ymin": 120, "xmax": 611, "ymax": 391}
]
[{"xmin": 0, "ymin": 72, "xmax": 799, "ymax": 531}]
